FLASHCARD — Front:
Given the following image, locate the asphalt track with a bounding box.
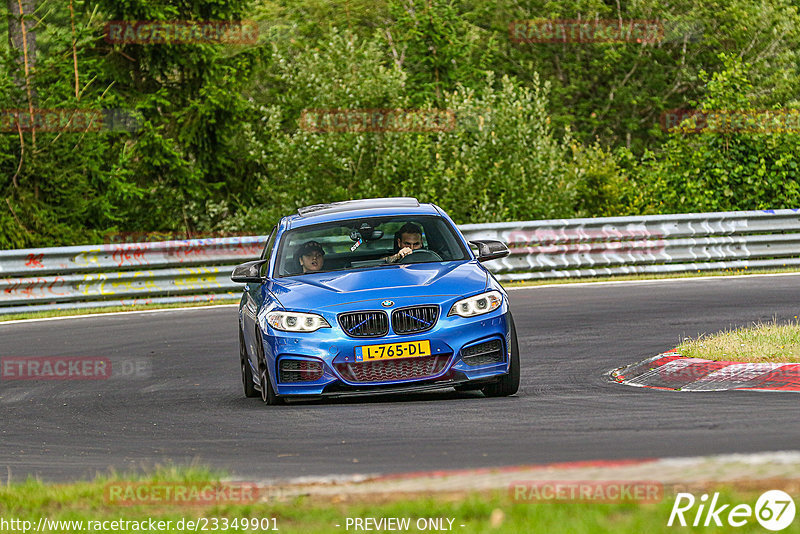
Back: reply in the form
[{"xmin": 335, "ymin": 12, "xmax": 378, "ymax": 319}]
[{"xmin": 1, "ymin": 274, "xmax": 799, "ymax": 482}]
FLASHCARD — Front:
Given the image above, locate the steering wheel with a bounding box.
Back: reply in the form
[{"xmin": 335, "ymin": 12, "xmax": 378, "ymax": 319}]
[{"xmin": 398, "ymin": 249, "xmax": 443, "ymax": 264}]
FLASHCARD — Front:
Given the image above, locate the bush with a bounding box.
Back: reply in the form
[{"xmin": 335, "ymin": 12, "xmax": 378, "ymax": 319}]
[
  {"xmin": 638, "ymin": 55, "xmax": 800, "ymax": 213},
  {"xmin": 227, "ymin": 30, "xmax": 598, "ymax": 230}
]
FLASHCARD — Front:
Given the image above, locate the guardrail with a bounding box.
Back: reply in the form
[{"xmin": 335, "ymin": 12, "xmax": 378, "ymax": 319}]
[
  {"xmin": 0, "ymin": 237, "xmax": 265, "ymax": 315},
  {"xmin": 458, "ymin": 208, "xmax": 800, "ymax": 280},
  {"xmin": 1, "ymin": 209, "xmax": 799, "ymax": 315}
]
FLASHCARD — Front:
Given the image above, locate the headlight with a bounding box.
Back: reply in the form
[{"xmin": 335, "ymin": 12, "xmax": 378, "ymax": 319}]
[
  {"xmin": 448, "ymin": 290, "xmax": 503, "ymax": 318},
  {"xmin": 266, "ymin": 311, "xmax": 331, "ymax": 332}
]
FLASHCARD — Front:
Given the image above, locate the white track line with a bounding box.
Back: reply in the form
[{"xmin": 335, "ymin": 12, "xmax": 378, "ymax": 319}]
[
  {"xmin": 243, "ymin": 450, "xmax": 800, "ymax": 488},
  {"xmin": 5, "ymin": 271, "xmax": 800, "ymax": 324},
  {"xmin": 505, "ymin": 271, "xmax": 800, "ymax": 290},
  {"xmin": 0, "ymin": 303, "xmax": 238, "ymax": 325}
]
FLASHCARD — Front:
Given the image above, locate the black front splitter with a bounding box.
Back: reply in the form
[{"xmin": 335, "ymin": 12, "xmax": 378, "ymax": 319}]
[{"xmin": 280, "ymin": 377, "xmax": 501, "ymax": 401}]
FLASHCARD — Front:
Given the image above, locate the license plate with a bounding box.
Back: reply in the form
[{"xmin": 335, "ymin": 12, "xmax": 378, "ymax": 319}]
[{"xmin": 355, "ymin": 340, "xmax": 431, "ymax": 362}]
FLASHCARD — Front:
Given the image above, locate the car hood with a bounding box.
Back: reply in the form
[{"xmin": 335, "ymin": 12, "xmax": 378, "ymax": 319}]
[{"xmin": 267, "ymin": 261, "xmax": 488, "ymax": 311}]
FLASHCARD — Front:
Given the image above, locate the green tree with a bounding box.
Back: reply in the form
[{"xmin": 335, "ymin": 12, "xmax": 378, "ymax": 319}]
[
  {"xmin": 0, "ymin": 0, "xmax": 140, "ymax": 248},
  {"xmin": 639, "ymin": 55, "xmax": 800, "ymax": 213},
  {"xmin": 386, "ymin": 0, "xmax": 500, "ymax": 106},
  {"xmin": 96, "ymin": 0, "xmax": 258, "ymax": 235},
  {"xmin": 231, "ymin": 30, "xmax": 597, "ymax": 229},
  {"xmin": 485, "ymin": 0, "xmax": 800, "ymax": 153}
]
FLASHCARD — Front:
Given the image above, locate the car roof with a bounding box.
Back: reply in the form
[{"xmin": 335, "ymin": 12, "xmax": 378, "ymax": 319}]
[{"xmin": 284, "ymin": 198, "xmax": 441, "ymax": 228}]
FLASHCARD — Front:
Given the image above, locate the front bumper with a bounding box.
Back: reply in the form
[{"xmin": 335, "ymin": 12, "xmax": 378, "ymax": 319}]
[{"xmin": 260, "ymin": 309, "xmax": 511, "ymax": 396}]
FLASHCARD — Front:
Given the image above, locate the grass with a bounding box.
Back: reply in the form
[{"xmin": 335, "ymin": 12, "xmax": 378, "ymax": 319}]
[
  {"xmin": 501, "ymin": 266, "xmax": 800, "ymax": 287},
  {"xmin": 0, "ymin": 467, "xmax": 796, "ymax": 533},
  {"xmin": 0, "ymin": 299, "xmax": 240, "ymax": 322},
  {"xmin": 678, "ymin": 318, "xmax": 800, "ymax": 363}
]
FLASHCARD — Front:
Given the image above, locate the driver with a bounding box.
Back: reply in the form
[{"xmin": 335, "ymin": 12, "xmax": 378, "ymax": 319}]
[
  {"xmin": 384, "ymin": 222, "xmax": 423, "ymax": 263},
  {"xmin": 297, "ymin": 241, "xmax": 325, "ymax": 273}
]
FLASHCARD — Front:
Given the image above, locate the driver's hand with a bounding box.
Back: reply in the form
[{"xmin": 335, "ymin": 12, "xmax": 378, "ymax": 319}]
[{"xmin": 392, "ymin": 247, "xmax": 413, "ymax": 262}]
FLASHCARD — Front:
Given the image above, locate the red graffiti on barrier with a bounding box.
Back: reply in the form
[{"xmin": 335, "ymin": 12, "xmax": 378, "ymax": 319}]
[
  {"xmin": 19, "ymin": 278, "xmax": 46, "ymax": 297},
  {"xmin": 166, "ymin": 238, "xmax": 262, "ymax": 262},
  {"xmin": 172, "ymin": 240, "xmax": 209, "ymax": 260},
  {"xmin": 48, "ymin": 276, "xmax": 68, "ymax": 296},
  {"xmin": 25, "ymin": 253, "xmax": 45, "ymax": 268},
  {"xmin": 102, "ymin": 230, "xmax": 255, "ymax": 243},
  {"xmin": 105, "ymin": 244, "xmax": 150, "ymax": 267},
  {"xmin": 77, "ymin": 239, "xmax": 265, "ymax": 267},
  {"xmin": 2, "ymin": 276, "xmax": 68, "ymax": 298},
  {"xmin": 20, "ymin": 279, "xmax": 41, "ymax": 297}
]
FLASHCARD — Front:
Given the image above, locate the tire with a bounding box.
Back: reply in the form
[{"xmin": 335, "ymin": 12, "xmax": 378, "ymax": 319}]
[
  {"xmin": 240, "ymin": 328, "xmax": 259, "ymax": 398},
  {"xmin": 482, "ymin": 313, "xmax": 520, "ymax": 397},
  {"xmin": 256, "ymin": 337, "xmax": 283, "ymax": 405}
]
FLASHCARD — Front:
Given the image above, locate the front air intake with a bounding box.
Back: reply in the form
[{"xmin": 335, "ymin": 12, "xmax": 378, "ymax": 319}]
[
  {"xmin": 460, "ymin": 339, "xmax": 504, "ymax": 367},
  {"xmin": 279, "ymin": 359, "xmax": 324, "ymax": 382},
  {"xmin": 334, "ymin": 355, "xmax": 449, "ymax": 383}
]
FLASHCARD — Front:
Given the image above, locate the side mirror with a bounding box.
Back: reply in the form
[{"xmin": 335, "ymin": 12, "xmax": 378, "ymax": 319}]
[
  {"xmin": 231, "ymin": 260, "xmax": 268, "ymax": 283},
  {"xmin": 469, "ymin": 240, "xmax": 510, "ymax": 262}
]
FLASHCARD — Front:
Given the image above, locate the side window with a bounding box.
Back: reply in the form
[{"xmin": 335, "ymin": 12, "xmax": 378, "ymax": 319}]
[
  {"xmin": 259, "ymin": 226, "xmax": 277, "ymax": 274},
  {"xmin": 260, "ymin": 227, "xmax": 277, "ymax": 260}
]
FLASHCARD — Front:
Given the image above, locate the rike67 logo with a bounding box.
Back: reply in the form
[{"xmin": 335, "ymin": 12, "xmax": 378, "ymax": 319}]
[{"xmin": 668, "ymin": 490, "xmax": 796, "ymax": 531}]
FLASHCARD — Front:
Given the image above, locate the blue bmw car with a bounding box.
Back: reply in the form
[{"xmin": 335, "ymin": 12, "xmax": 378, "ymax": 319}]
[{"xmin": 231, "ymin": 197, "xmax": 519, "ymax": 404}]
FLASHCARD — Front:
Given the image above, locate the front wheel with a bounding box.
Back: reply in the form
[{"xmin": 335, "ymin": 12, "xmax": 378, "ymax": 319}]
[
  {"xmin": 257, "ymin": 339, "xmax": 284, "ymax": 405},
  {"xmin": 240, "ymin": 328, "xmax": 259, "ymax": 398},
  {"xmin": 482, "ymin": 314, "xmax": 520, "ymax": 397}
]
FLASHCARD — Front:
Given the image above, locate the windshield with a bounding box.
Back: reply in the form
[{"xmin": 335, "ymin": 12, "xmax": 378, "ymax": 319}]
[{"xmin": 275, "ymin": 215, "xmax": 470, "ymax": 277}]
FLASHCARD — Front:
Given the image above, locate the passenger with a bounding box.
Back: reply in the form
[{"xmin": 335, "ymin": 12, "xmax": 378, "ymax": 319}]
[
  {"xmin": 384, "ymin": 222, "xmax": 424, "ymax": 263},
  {"xmin": 297, "ymin": 241, "xmax": 325, "ymax": 273}
]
